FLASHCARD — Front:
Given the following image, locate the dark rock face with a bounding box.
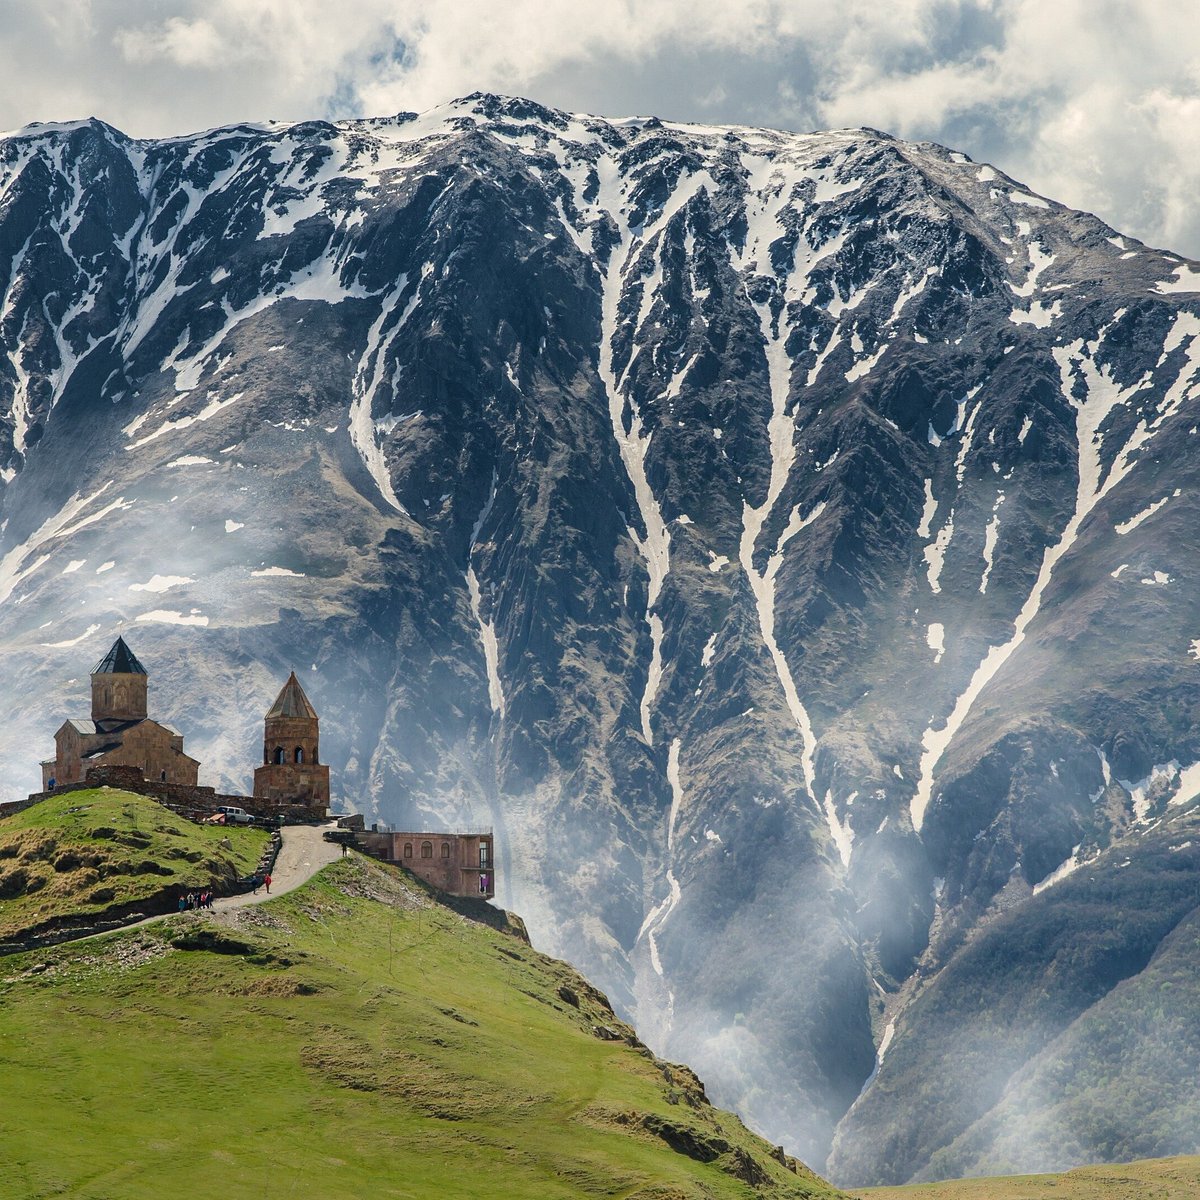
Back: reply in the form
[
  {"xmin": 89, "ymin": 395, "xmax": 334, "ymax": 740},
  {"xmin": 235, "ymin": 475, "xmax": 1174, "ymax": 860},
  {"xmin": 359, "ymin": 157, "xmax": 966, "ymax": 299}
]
[{"xmin": 2, "ymin": 95, "xmax": 1200, "ymax": 1182}]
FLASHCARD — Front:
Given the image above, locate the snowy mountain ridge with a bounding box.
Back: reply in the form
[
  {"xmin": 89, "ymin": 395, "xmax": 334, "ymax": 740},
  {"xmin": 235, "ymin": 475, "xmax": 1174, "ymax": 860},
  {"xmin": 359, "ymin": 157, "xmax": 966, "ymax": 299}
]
[{"xmin": 2, "ymin": 94, "xmax": 1200, "ymax": 1184}]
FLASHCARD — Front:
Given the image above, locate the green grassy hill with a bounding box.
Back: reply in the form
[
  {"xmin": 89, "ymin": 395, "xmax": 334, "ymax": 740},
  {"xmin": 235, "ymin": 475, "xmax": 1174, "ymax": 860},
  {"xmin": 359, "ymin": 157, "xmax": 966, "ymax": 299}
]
[
  {"xmin": 0, "ymin": 789, "xmax": 267, "ymax": 947},
  {"xmin": 852, "ymin": 1155, "xmax": 1200, "ymax": 1199},
  {"xmin": 6, "ymin": 800, "xmax": 1184, "ymax": 1200},
  {"xmin": 0, "ymin": 847, "xmax": 845, "ymax": 1200}
]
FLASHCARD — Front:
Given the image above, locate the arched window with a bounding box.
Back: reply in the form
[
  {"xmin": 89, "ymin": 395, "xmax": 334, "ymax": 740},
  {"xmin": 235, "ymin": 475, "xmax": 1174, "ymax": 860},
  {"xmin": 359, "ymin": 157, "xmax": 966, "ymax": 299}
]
[
  {"xmin": 294, "ymin": 747, "xmax": 304, "ymax": 764},
  {"xmin": 273, "ymin": 747, "xmax": 285, "ymax": 765},
  {"xmin": 441, "ymin": 842, "xmax": 450, "ymax": 858},
  {"xmin": 421, "ymin": 841, "xmax": 433, "ymax": 859},
  {"xmin": 115, "ymin": 683, "xmax": 128, "ymax": 710},
  {"xmin": 403, "ymin": 842, "xmax": 412, "ymax": 858},
  {"xmin": 160, "ymin": 770, "xmax": 167, "ymax": 782}
]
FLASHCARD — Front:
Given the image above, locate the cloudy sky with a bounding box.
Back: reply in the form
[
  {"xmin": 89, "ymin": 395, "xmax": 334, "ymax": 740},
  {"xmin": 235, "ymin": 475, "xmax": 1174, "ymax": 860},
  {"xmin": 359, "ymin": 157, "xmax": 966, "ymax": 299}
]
[{"xmin": 2, "ymin": 0, "xmax": 1198, "ymax": 256}]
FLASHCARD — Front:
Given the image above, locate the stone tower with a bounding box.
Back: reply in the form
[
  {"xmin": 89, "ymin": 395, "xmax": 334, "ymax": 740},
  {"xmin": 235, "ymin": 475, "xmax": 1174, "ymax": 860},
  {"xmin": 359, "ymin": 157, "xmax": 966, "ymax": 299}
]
[
  {"xmin": 91, "ymin": 636, "xmax": 149, "ymax": 724},
  {"xmin": 252, "ymin": 672, "xmax": 330, "ymax": 811}
]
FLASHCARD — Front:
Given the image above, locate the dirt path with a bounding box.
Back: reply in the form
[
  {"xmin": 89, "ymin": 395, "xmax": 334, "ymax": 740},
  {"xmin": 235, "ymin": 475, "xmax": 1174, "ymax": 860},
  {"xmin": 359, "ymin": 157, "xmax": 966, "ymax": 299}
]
[
  {"xmin": 214, "ymin": 822, "xmax": 343, "ymax": 911},
  {"xmin": 71, "ymin": 822, "xmax": 344, "ymax": 945}
]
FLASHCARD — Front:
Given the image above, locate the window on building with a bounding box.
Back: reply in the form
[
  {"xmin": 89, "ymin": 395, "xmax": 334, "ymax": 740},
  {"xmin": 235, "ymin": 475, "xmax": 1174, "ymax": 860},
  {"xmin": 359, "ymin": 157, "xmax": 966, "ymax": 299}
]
[
  {"xmin": 421, "ymin": 841, "xmax": 433, "ymax": 859},
  {"xmin": 294, "ymin": 747, "xmax": 304, "ymax": 764},
  {"xmin": 479, "ymin": 843, "xmax": 491, "ymax": 868},
  {"xmin": 404, "ymin": 842, "xmax": 412, "ymax": 858},
  {"xmin": 274, "ymin": 746, "xmax": 285, "ymax": 765},
  {"xmin": 441, "ymin": 842, "xmax": 450, "ymax": 858},
  {"xmin": 160, "ymin": 770, "xmax": 167, "ymax": 782}
]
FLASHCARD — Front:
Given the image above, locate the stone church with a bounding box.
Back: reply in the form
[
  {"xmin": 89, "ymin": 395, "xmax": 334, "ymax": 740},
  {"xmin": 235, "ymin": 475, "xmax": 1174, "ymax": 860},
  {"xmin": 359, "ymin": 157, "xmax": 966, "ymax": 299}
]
[
  {"xmin": 41, "ymin": 637, "xmax": 200, "ymax": 790},
  {"xmin": 40, "ymin": 639, "xmax": 330, "ymax": 815},
  {"xmin": 34, "ymin": 638, "xmax": 499, "ymax": 899}
]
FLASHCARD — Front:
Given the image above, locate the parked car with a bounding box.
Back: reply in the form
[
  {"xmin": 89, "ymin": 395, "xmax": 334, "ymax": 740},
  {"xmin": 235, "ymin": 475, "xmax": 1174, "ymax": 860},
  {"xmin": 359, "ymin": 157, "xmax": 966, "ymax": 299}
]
[{"xmin": 215, "ymin": 805, "xmax": 253, "ymax": 824}]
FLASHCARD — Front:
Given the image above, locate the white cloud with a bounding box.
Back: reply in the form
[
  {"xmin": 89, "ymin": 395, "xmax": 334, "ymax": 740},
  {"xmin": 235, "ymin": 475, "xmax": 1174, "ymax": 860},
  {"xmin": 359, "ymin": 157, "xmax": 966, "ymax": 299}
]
[
  {"xmin": 116, "ymin": 17, "xmax": 227, "ymax": 69},
  {"xmin": 0, "ymin": 1, "xmax": 1196, "ymax": 254}
]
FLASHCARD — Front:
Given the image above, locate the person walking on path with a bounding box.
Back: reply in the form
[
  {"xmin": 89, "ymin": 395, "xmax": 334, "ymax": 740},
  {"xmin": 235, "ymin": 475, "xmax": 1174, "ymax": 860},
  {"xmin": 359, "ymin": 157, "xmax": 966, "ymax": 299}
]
[
  {"xmin": 263, "ymin": 872, "xmax": 272, "ymax": 894},
  {"xmin": 67, "ymin": 823, "xmax": 342, "ymax": 950}
]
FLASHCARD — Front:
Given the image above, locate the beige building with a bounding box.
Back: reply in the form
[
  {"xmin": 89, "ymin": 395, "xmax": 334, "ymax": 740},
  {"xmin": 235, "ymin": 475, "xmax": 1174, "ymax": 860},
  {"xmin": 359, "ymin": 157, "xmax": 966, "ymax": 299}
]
[
  {"xmin": 357, "ymin": 830, "xmax": 496, "ymax": 898},
  {"xmin": 252, "ymin": 672, "xmax": 330, "ymax": 811},
  {"xmin": 41, "ymin": 637, "xmax": 200, "ymax": 790}
]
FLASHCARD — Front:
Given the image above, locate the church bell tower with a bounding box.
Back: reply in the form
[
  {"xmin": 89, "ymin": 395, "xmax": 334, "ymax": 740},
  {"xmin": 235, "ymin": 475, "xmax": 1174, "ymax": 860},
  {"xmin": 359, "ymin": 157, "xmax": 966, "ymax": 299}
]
[{"xmin": 252, "ymin": 672, "xmax": 330, "ymax": 812}]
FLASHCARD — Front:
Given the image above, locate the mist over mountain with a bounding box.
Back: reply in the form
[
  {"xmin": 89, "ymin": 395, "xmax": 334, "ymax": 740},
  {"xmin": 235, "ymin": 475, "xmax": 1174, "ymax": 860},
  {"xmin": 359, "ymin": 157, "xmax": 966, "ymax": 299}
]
[{"xmin": 1, "ymin": 93, "xmax": 1199, "ymax": 1184}]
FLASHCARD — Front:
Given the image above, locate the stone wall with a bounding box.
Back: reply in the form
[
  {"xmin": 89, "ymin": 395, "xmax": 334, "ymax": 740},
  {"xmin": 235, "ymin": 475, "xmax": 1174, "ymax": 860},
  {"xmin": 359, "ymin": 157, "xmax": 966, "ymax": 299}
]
[
  {"xmin": 84, "ymin": 764, "xmax": 147, "ymax": 791},
  {"xmin": 17, "ymin": 765, "xmax": 327, "ymax": 825},
  {"xmin": 96, "ymin": 720, "xmax": 199, "ymax": 787},
  {"xmin": 253, "ymin": 760, "xmax": 330, "ymax": 807},
  {"xmin": 48, "ymin": 720, "xmax": 199, "ymax": 789},
  {"xmin": 0, "ymin": 795, "xmax": 48, "ymax": 821},
  {"xmin": 91, "ymin": 671, "xmax": 147, "ymax": 723}
]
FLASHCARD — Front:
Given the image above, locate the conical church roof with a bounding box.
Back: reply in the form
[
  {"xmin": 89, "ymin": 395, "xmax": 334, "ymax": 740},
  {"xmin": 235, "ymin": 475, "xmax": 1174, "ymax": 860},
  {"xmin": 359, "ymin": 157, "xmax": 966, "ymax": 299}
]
[
  {"xmin": 91, "ymin": 636, "xmax": 147, "ymax": 676},
  {"xmin": 266, "ymin": 671, "xmax": 318, "ymax": 720}
]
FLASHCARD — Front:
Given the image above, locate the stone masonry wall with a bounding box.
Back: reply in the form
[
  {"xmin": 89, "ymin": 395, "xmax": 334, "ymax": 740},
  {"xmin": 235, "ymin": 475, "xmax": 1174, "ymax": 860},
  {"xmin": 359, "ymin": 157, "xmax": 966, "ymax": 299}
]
[{"xmin": 15, "ymin": 765, "xmax": 326, "ymax": 824}]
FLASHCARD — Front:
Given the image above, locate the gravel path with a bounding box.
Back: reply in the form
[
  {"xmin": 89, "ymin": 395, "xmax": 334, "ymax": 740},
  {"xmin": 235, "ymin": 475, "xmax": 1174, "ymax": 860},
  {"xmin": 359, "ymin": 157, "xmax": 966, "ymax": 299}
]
[
  {"xmin": 70, "ymin": 822, "xmax": 344, "ymax": 945},
  {"xmin": 215, "ymin": 822, "xmax": 343, "ymax": 910}
]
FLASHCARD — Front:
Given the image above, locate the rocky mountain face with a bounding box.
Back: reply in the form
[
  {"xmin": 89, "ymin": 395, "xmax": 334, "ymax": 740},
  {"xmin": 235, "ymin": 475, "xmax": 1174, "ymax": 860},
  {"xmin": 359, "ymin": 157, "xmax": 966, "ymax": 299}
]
[{"xmin": 2, "ymin": 94, "xmax": 1199, "ymax": 1184}]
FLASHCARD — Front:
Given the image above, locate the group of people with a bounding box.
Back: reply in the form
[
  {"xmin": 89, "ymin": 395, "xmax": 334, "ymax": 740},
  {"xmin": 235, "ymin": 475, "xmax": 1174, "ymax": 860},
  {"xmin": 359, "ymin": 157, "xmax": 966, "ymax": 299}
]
[{"xmin": 175, "ymin": 870, "xmax": 274, "ymax": 912}]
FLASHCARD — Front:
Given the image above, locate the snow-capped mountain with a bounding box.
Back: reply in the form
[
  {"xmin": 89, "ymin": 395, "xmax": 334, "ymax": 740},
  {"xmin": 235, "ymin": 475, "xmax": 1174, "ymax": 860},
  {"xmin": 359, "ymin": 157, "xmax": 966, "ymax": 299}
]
[{"xmin": 2, "ymin": 94, "xmax": 1200, "ymax": 1183}]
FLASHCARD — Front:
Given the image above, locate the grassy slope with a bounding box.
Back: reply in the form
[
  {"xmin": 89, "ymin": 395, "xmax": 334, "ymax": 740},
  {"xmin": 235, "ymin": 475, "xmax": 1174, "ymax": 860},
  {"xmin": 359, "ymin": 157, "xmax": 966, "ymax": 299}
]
[
  {"xmin": 0, "ymin": 854, "xmax": 846, "ymax": 1200},
  {"xmin": 853, "ymin": 1155, "xmax": 1200, "ymax": 1199},
  {"xmin": 0, "ymin": 789, "xmax": 268, "ymax": 940}
]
